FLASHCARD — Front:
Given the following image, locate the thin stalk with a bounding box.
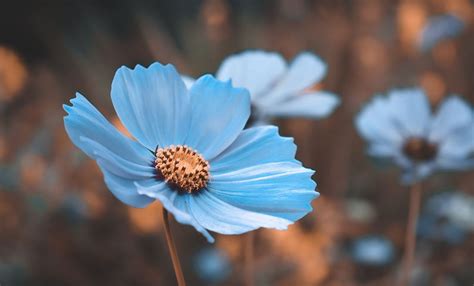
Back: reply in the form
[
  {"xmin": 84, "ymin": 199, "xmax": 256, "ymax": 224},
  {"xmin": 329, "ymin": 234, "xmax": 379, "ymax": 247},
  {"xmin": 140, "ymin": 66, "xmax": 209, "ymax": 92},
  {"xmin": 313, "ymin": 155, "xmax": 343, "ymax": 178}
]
[
  {"xmin": 399, "ymin": 182, "xmax": 422, "ymax": 286},
  {"xmin": 162, "ymin": 208, "xmax": 186, "ymax": 286},
  {"xmin": 244, "ymin": 232, "xmax": 255, "ymax": 286}
]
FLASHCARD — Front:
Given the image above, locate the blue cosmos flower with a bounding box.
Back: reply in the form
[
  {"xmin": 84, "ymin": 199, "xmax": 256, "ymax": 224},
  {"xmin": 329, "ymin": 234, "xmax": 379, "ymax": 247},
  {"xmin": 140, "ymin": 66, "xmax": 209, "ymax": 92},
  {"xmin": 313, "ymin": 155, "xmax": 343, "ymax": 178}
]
[
  {"xmin": 356, "ymin": 88, "xmax": 474, "ymax": 184},
  {"xmin": 183, "ymin": 50, "xmax": 340, "ymax": 125},
  {"xmin": 351, "ymin": 235, "xmax": 395, "ymax": 266},
  {"xmin": 193, "ymin": 247, "xmax": 231, "ymax": 284},
  {"xmin": 417, "ymin": 191, "xmax": 474, "ymax": 244},
  {"xmin": 63, "ymin": 62, "xmax": 318, "ymax": 243},
  {"xmin": 419, "ymin": 14, "xmax": 465, "ymax": 52}
]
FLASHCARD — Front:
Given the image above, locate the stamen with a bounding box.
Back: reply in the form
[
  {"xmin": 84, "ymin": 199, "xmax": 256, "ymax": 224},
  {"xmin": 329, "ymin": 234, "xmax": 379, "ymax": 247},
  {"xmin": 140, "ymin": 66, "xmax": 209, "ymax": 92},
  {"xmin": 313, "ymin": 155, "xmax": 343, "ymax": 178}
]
[
  {"xmin": 403, "ymin": 138, "xmax": 437, "ymax": 162},
  {"xmin": 155, "ymin": 145, "xmax": 209, "ymax": 193}
]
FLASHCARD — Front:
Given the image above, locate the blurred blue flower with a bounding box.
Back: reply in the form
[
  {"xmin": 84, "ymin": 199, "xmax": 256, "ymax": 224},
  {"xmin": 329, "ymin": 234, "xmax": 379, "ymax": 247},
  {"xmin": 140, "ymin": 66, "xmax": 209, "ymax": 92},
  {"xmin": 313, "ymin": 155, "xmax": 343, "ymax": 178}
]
[
  {"xmin": 183, "ymin": 50, "xmax": 340, "ymax": 125},
  {"xmin": 356, "ymin": 88, "xmax": 474, "ymax": 184},
  {"xmin": 351, "ymin": 235, "xmax": 395, "ymax": 266},
  {"xmin": 419, "ymin": 14, "xmax": 465, "ymax": 52},
  {"xmin": 417, "ymin": 212, "xmax": 467, "ymax": 245},
  {"xmin": 193, "ymin": 247, "xmax": 231, "ymax": 284},
  {"xmin": 418, "ymin": 191, "xmax": 474, "ymax": 244},
  {"xmin": 424, "ymin": 191, "xmax": 474, "ymax": 231},
  {"xmin": 64, "ymin": 62, "xmax": 318, "ymax": 243}
]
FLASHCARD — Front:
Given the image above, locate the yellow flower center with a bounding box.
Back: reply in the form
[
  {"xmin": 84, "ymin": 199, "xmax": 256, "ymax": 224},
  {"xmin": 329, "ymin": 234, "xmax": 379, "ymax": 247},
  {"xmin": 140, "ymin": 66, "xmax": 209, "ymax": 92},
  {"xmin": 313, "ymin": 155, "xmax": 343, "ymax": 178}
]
[{"xmin": 155, "ymin": 145, "xmax": 210, "ymax": 193}]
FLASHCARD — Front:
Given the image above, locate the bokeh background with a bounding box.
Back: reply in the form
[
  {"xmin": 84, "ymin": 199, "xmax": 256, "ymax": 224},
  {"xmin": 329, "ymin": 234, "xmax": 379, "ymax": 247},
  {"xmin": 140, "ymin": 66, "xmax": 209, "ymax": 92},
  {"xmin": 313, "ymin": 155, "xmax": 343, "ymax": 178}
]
[{"xmin": 1, "ymin": 0, "xmax": 473, "ymax": 285}]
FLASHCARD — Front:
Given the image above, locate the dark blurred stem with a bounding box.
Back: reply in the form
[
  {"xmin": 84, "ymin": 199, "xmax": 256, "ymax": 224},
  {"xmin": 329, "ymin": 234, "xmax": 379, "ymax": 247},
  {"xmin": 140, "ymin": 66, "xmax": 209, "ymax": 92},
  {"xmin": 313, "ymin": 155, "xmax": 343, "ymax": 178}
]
[
  {"xmin": 400, "ymin": 182, "xmax": 422, "ymax": 286},
  {"xmin": 244, "ymin": 232, "xmax": 255, "ymax": 286},
  {"xmin": 162, "ymin": 208, "xmax": 186, "ymax": 286}
]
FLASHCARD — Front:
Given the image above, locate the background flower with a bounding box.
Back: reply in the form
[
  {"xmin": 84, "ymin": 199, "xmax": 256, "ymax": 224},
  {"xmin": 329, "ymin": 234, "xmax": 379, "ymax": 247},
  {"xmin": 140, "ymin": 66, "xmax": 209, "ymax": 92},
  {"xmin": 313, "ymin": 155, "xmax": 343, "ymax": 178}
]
[
  {"xmin": 351, "ymin": 235, "xmax": 395, "ymax": 266},
  {"xmin": 184, "ymin": 50, "xmax": 340, "ymax": 125},
  {"xmin": 356, "ymin": 88, "xmax": 474, "ymax": 184}
]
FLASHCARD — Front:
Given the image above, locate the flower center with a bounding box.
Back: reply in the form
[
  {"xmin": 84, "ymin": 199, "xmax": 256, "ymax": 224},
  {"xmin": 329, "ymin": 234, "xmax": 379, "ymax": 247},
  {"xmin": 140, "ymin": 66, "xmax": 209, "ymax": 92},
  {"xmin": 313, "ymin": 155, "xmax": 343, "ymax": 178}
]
[
  {"xmin": 155, "ymin": 145, "xmax": 210, "ymax": 193},
  {"xmin": 402, "ymin": 138, "xmax": 437, "ymax": 162}
]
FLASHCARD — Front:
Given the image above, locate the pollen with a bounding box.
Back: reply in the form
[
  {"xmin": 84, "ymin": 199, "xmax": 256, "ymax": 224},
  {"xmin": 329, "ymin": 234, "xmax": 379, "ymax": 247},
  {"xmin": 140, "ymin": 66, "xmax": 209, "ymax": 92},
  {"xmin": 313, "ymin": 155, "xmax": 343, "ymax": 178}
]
[
  {"xmin": 403, "ymin": 138, "xmax": 438, "ymax": 162},
  {"xmin": 155, "ymin": 145, "xmax": 210, "ymax": 193}
]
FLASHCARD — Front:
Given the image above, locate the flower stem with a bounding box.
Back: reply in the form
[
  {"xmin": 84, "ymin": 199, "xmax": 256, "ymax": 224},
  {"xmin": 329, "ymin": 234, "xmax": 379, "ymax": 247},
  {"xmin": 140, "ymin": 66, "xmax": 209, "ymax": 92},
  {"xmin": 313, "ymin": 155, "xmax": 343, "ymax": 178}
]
[
  {"xmin": 244, "ymin": 232, "xmax": 255, "ymax": 286},
  {"xmin": 399, "ymin": 182, "xmax": 422, "ymax": 286},
  {"xmin": 162, "ymin": 208, "xmax": 186, "ymax": 286}
]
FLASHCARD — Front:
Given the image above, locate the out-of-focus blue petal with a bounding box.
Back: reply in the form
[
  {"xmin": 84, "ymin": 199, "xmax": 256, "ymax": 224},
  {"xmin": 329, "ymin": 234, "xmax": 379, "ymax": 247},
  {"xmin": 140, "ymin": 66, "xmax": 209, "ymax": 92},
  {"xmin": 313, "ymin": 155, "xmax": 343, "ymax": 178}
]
[
  {"xmin": 63, "ymin": 93, "xmax": 155, "ymax": 207},
  {"xmin": 188, "ymin": 191, "xmax": 294, "ymax": 235},
  {"xmin": 418, "ymin": 192, "xmax": 471, "ymax": 244},
  {"xmin": 351, "ymin": 235, "xmax": 395, "ymax": 266},
  {"xmin": 134, "ymin": 180, "xmax": 214, "ymax": 242},
  {"xmin": 111, "ymin": 63, "xmax": 190, "ymax": 150},
  {"xmin": 193, "ymin": 247, "xmax": 231, "ymax": 284},
  {"xmin": 429, "ymin": 96, "xmax": 473, "ymax": 143},
  {"xmin": 436, "ymin": 156, "xmax": 474, "ymax": 170},
  {"xmin": 367, "ymin": 143, "xmax": 399, "ymax": 157},
  {"xmin": 216, "ymin": 50, "xmax": 286, "ymax": 100},
  {"xmin": 419, "ymin": 14, "xmax": 465, "ymax": 51},
  {"xmin": 184, "ymin": 75, "xmax": 250, "ymax": 160},
  {"xmin": 387, "ymin": 89, "xmax": 431, "ymax": 138},
  {"xmin": 400, "ymin": 162, "xmax": 435, "ymax": 185},
  {"xmin": 265, "ymin": 91, "xmax": 340, "ymax": 119},
  {"xmin": 209, "ymin": 161, "xmax": 317, "ymax": 221},
  {"xmin": 210, "ymin": 126, "xmax": 297, "ymax": 173},
  {"xmin": 426, "ymin": 192, "xmax": 474, "ymax": 231},
  {"xmin": 437, "ymin": 124, "xmax": 474, "ymax": 159},
  {"xmin": 258, "ymin": 52, "xmax": 327, "ymax": 107},
  {"xmin": 355, "ymin": 96, "xmax": 404, "ymax": 152},
  {"xmin": 429, "ymin": 96, "xmax": 474, "ymax": 170}
]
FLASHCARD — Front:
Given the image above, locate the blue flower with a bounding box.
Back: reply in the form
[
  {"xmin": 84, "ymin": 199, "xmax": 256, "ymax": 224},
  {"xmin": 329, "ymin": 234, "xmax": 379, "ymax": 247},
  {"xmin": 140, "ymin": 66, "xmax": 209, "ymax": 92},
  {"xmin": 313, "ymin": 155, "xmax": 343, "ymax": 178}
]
[
  {"xmin": 417, "ymin": 191, "xmax": 474, "ymax": 244},
  {"xmin": 183, "ymin": 50, "xmax": 340, "ymax": 125},
  {"xmin": 356, "ymin": 88, "xmax": 474, "ymax": 184},
  {"xmin": 351, "ymin": 235, "xmax": 395, "ymax": 266},
  {"xmin": 193, "ymin": 247, "xmax": 231, "ymax": 284},
  {"xmin": 419, "ymin": 14, "xmax": 465, "ymax": 52},
  {"xmin": 63, "ymin": 62, "xmax": 318, "ymax": 242}
]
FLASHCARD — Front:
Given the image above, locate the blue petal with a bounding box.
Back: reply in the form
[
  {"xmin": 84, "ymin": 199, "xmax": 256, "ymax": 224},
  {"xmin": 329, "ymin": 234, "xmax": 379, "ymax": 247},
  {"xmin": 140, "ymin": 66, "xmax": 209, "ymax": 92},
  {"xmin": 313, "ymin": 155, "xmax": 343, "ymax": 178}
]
[
  {"xmin": 209, "ymin": 162, "xmax": 317, "ymax": 221},
  {"xmin": 429, "ymin": 96, "xmax": 473, "ymax": 143},
  {"xmin": 264, "ymin": 91, "xmax": 340, "ymax": 119},
  {"xmin": 437, "ymin": 124, "xmax": 474, "ymax": 160},
  {"xmin": 400, "ymin": 162, "xmax": 435, "ymax": 185},
  {"xmin": 258, "ymin": 52, "xmax": 327, "ymax": 108},
  {"xmin": 111, "ymin": 63, "xmax": 190, "ymax": 150},
  {"xmin": 419, "ymin": 14, "xmax": 465, "ymax": 51},
  {"xmin": 63, "ymin": 93, "xmax": 155, "ymax": 207},
  {"xmin": 181, "ymin": 75, "xmax": 195, "ymax": 89},
  {"xmin": 355, "ymin": 96, "xmax": 404, "ymax": 154},
  {"xmin": 387, "ymin": 88, "xmax": 431, "ymax": 138},
  {"xmin": 188, "ymin": 191, "xmax": 294, "ymax": 234},
  {"xmin": 184, "ymin": 75, "xmax": 251, "ymax": 160},
  {"xmin": 216, "ymin": 50, "xmax": 287, "ymax": 100},
  {"xmin": 211, "ymin": 126, "xmax": 297, "ymax": 172},
  {"xmin": 99, "ymin": 166, "xmax": 155, "ymax": 208},
  {"xmin": 435, "ymin": 156, "xmax": 474, "ymax": 170},
  {"xmin": 134, "ymin": 181, "xmax": 214, "ymax": 242}
]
